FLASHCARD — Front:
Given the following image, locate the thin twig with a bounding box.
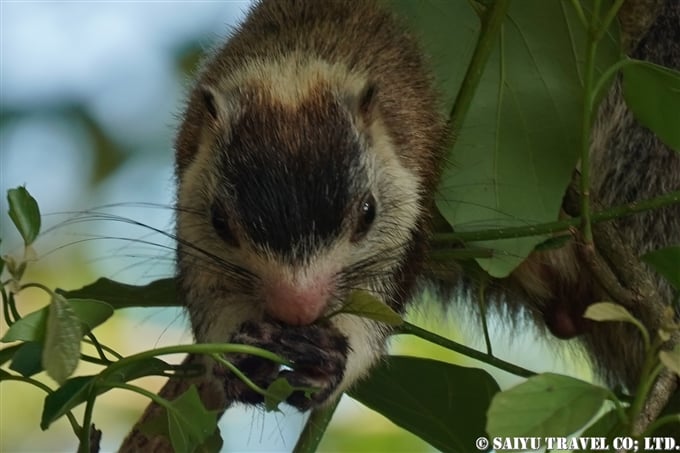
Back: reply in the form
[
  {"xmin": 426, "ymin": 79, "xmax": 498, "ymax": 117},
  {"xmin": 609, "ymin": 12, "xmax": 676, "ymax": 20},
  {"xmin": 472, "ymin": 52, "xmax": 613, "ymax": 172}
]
[
  {"xmin": 432, "ymin": 190, "xmax": 680, "ymax": 244},
  {"xmin": 397, "ymin": 322, "xmax": 535, "ymax": 378},
  {"xmin": 293, "ymin": 397, "xmax": 342, "ymax": 453}
]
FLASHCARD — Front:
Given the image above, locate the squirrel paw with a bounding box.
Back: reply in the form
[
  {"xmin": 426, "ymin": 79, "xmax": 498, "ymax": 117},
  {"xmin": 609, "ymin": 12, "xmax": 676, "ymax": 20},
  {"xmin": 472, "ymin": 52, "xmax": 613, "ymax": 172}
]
[{"xmin": 220, "ymin": 319, "xmax": 349, "ymax": 411}]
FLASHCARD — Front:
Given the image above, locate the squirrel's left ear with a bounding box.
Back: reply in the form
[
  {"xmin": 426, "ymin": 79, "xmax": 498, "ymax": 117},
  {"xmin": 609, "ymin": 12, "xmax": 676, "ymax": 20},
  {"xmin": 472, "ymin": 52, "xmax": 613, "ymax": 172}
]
[{"xmin": 345, "ymin": 81, "xmax": 379, "ymax": 130}]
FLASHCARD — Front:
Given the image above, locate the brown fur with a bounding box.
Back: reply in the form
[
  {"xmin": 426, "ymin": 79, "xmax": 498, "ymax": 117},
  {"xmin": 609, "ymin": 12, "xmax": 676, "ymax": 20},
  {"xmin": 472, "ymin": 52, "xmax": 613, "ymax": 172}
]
[
  {"xmin": 175, "ymin": 2, "xmax": 449, "ymax": 320},
  {"xmin": 175, "ymin": 0, "xmax": 447, "ymax": 188},
  {"xmin": 173, "ymin": 0, "xmax": 450, "ymax": 411}
]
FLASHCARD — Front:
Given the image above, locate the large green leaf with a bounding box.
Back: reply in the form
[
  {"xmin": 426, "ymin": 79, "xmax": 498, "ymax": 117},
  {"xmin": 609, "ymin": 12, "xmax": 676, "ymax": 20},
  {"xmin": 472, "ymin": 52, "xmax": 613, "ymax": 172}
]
[
  {"xmin": 435, "ymin": 1, "xmax": 620, "ymax": 277},
  {"xmin": 349, "ymin": 356, "xmax": 499, "ymax": 452},
  {"xmin": 642, "ymin": 246, "xmax": 680, "ymax": 291},
  {"xmin": 622, "ymin": 60, "xmax": 680, "ymax": 152},
  {"xmin": 57, "ymin": 277, "xmax": 177, "ymax": 309},
  {"xmin": 390, "ymin": 0, "xmax": 479, "ymax": 113},
  {"xmin": 487, "ymin": 373, "xmax": 609, "ymax": 438}
]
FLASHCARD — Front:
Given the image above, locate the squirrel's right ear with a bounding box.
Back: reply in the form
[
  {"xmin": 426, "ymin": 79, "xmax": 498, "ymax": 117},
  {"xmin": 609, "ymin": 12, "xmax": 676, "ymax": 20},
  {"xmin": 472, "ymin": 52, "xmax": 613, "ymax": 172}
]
[
  {"xmin": 199, "ymin": 85, "xmax": 234, "ymax": 127},
  {"xmin": 344, "ymin": 80, "xmax": 379, "ymax": 132}
]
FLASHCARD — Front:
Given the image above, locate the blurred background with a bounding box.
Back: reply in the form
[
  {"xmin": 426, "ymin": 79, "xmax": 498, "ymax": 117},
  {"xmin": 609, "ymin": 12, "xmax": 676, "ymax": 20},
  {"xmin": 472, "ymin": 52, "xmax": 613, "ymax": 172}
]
[{"xmin": 0, "ymin": 2, "xmax": 589, "ymax": 452}]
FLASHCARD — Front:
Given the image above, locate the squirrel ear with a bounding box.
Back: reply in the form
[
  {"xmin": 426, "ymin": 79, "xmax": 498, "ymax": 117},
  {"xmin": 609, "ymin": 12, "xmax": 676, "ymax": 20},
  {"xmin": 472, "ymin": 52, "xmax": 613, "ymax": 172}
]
[
  {"xmin": 345, "ymin": 81, "xmax": 379, "ymax": 129},
  {"xmin": 199, "ymin": 84, "xmax": 234, "ymax": 126},
  {"xmin": 358, "ymin": 82, "xmax": 378, "ymax": 120},
  {"xmin": 201, "ymin": 86, "xmax": 219, "ymax": 120}
]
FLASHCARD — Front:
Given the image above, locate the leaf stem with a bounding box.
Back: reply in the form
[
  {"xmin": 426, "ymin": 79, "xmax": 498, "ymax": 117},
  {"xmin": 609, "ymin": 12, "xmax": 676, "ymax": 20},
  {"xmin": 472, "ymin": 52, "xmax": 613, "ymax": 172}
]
[
  {"xmin": 397, "ymin": 322, "xmax": 535, "ymax": 378},
  {"xmin": 1, "ymin": 285, "xmax": 14, "ymax": 326},
  {"xmin": 432, "ymin": 189, "xmax": 680, "ymax": 244},
  {"xmin": 591, "ymin": 57, "xmax": 632, "ymax": 104},
  {"xmin": 293, "ymin": 396, "xmax": 341, "ymax": 453},
  {"xmin": 100, "ymin": 343, "xmax": 290, "ymax": 381},
  {"xmin": 211, "ymin": 354, "xmax": 269, "ymax": 397},
  {"xmin": 568, "ymin": 0, "xmax": 588, "ymax": 29},
  {"xmin": 19, "ymin": 281, "xmax": 55, "ymax": 296},
  {"xmin": 84, "ymin": 335, "xmax": 123, "ymax": 361},
  {"xmin": 113, "ymin": 381, "xmax": 174, "ymax": 411},
  {"xmin": 597, "ymin": 0, "xmax": 626, "ymax": 42},
  {"xmin": 84, "ymin": 333, "xmax": 114, "ymax": 363},
  {"xmin": 78, "ymin": 387, "xmax": 97, "ymax": 453},
  {"xmin": 578, "ymin": 17, "xmax": 599, "ymax": 247},
  {"xmin": 630, "ymin": 360, "xmax": 665, "ymax": 424},
  {"xmin": 7, "ymin": 291, "xmax": 21, "ymax": 324},
  {"xmin": 606, "ymin": 390, "xmax": 630, "ymax": 426},
  {"xmin": 80, "ymin": 354, "xmax": 112, "ymax": 366},
  {"xmin": 448, "ymin": 0, "xmax": 511, "ymax": 130}
]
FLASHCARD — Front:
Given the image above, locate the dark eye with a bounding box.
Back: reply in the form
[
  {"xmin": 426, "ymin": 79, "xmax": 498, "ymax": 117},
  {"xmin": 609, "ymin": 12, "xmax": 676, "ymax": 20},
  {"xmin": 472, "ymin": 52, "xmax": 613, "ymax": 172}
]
[
  {"xmin": 211, "ymin": 204, "xmax": 239, "ymax": 247},
  {"xmin": 351, "ymin": 193, "xmax": 376, "ymax": 242}
]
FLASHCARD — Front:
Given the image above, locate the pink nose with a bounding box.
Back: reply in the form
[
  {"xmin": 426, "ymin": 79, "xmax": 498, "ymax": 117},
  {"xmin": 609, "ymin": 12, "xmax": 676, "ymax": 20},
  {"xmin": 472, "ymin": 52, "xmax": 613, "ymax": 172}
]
[{"xmin": 264, "ymin": 280, "xmax": 329, "ymax": 326}]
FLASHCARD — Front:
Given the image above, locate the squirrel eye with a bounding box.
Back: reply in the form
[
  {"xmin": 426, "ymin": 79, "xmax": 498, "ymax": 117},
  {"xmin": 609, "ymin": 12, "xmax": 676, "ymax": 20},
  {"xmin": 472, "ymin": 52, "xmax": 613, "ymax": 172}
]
[
  {"xmin": 351, "ymin": 193, "xmax": 376, "ymax": 242},
  {"xmin": 210, "ymin": 204, "xmax": 239, "ymax": 247}
]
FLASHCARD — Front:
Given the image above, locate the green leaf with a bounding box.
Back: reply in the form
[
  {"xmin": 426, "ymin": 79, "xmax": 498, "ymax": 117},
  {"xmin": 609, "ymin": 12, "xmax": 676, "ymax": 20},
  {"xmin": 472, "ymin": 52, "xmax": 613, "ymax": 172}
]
[
  {"xmin": 195, "ymin": 427, "xmax": 223, "ymax": 453},
  {"xmin": 41, "ymin": 358, "xmax": 170, "ymax": 431},
  {"xmin": 338, "ymin": 291, "xmax": 403, "ymax": 326},
  {"xmin": 435, "ymin": 0, "xmax": 620, "ymax": 277},
  {"xmin": 1, "ymin": 306, "xmax": 48, "ymax": 342},
  {"xmin": 166, "ymin": 386, "xmax": 219, "ymax": 453},
  {"xmin": 139, "ymin": 393, "xmax": 222, "ymax": 453},
  {"xmin": 349, "ymin": 356, "xmax": 499, "ymax": 452},
  {"xmin": 2, "ymin": 298, "xmax": 113, "ymax": 343},
  {"xmin": 642, "ymin": 246, "xmax": 680, "ymax": 290},
  {"xmin": 138, "ymin": 411, "xmax": 168, "ymax": 440},
  {"xmin": 103, "ymin": 358, "xmax": 170, "ymax": 384},
  {"xmin": 264, "ymin": 377, "xmax": 295, "ymax": 412},
  {"xmin": 57, "ymin": 277, "xmax": 177, "ymax": 309},
  {"xmin": 68, "ymin": 298, "xmax": 114, "ymax": 333},
  {"xmin": 581, "ymin": 409, "xmax": 623, "ymax": 441},
  {"xmin": 7, "ymin": 186, "xmax": 41, "ymax": 246},
  {"xmin": 487, "ymin": 373, "xmax": 609, "ymax": 438},
  {"xmin": 622, "ymin": 60, "xmax": 680, "ymax": 152},
  {"xmin": 0, "ymin": 344, "xmax": 22, "ymax": 366},
  {"xmin": 41, "ymin": 375, "xmax": 95, "ymax": 429},
  {"xmin": 583, "ymin": 302, "xmax": 637, "ymax": 323},
  {"xmin": 390, "ymin": 0, "xmax": 479, "ymax": 113},
  {"xmin": 42, "ymin": 293, "xmax": 82, "ymax": 384},
  {"xmin": 9, "ymin": 341, "xmax": 43, "ymax": 377},
  {"xmin": 660, "ymin": 346, "xmax": 680, "ymax": 377}
]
